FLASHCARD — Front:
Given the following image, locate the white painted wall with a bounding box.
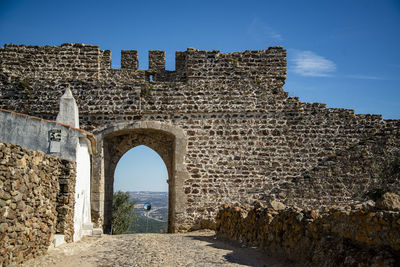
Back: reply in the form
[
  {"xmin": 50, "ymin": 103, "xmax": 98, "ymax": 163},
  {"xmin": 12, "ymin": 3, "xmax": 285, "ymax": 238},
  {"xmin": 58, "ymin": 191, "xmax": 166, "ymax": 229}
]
[{"xmin": 73, "ymin": 139, "xmax": 93, "ymax": 242}]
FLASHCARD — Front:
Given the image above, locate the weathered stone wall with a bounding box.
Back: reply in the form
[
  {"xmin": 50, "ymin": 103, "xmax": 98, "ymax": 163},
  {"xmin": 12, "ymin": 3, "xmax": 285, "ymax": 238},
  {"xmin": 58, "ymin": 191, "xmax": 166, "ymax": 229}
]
[
  {"xmin": 0, "ymin": 43, "xmax": 106, "ymax": 79},
  {"xmin": 216, "ymin": 200, "xmax": 400, "ymax": 266},
  {"xmin": 55, "ymin": 159, "xmax": 76, "ymax": 243},
  {"xmin": 292, "ymin": 121, "xmax": 400, "ymax": 207},
  {"xmin": 0, "ymin": 43, "xmax": 399, "ymax": 231},
  {"xmin": 0, "ymin": 142, "xmax": 76, "ymax": 267}
]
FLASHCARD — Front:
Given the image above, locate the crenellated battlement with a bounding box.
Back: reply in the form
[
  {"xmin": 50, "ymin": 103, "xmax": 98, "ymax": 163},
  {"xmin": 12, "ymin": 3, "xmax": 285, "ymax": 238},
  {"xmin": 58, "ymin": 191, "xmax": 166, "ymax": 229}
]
[
  {"xmin": 0, "ymin": 43, "xmax": 286, "ymax": 83},
  {"xmin": 119, "ymin": 47, "xmax": 286, "ymax": 83}
]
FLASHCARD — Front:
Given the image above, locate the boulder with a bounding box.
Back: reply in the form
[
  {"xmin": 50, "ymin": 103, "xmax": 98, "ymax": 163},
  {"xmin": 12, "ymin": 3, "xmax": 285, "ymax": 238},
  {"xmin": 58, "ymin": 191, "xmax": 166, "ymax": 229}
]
[
  {"xmin": 269, "ymin": 200, "xmax": 286, "ymax": 211},
  {"xmin": 376, "ymin": 192, "xmax": 400, "ymax": 211}
]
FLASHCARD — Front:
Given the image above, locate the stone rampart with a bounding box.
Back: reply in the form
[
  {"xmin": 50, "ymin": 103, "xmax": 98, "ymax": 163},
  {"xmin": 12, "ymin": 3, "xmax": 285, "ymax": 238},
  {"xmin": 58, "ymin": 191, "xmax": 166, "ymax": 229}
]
[
  {"xmin": 216, "ymin": 200, "xmax": 400, "ymax": 266},
  {"xmin": 0, "ymin": 43, "xmax": 104, "ymax": 79},
  {"xmin": 0, "ymin": 142, "xmax": 76, "ymax": 267},
  {"xmin": 0, "ymin": 43, "xmax": 399, "ymax": 231}
]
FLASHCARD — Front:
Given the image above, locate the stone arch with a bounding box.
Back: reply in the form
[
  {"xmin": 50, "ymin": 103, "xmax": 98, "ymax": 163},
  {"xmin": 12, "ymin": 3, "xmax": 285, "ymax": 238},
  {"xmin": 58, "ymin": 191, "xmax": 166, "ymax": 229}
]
[{"xmin": 92, "ymin": 121, "xmax": 188, "ymax": 233}]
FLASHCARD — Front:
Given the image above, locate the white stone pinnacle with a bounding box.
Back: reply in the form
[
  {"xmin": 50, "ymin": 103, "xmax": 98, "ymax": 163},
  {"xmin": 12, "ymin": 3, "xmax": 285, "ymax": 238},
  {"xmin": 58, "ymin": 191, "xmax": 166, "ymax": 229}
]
[{"xmin": 56, "ymin": 87, "xmax": 79, "ymax": 128}]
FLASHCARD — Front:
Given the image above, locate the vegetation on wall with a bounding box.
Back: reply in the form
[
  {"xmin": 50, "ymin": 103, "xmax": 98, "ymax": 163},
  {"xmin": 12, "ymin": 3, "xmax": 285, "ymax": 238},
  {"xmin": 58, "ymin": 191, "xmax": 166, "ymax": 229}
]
[
  {"xmin": 111, "ymin": 191, "xmax": 137, "ymax": 235},
  {"xmin": 367, "ymin": 150, "xmax": 400, "ymax": 201},
  {"xmin": 141, "ymin": 83, "xmax": 152, "ymax": 96}
]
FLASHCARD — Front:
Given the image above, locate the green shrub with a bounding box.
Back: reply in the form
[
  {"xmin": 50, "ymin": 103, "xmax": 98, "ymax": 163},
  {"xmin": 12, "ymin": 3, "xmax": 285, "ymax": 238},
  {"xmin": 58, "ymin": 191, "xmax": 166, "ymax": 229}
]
[
  {"xmin": 112, "ymin": 191, "xmax": 136, "ymax": 235},
  {"xmin": 365, "ymin": 150, "xmax": 400, "ymax": 201},
  {"xmin": 364, "ymin": 188, "xmax": 386, "ymax": 202},
  {"xmin": 141, "ymin": 83, "xmax": 152, "ymax": 96},
  {"xmin": 374, "ymin": 151, "xmax": 400, "ymax": 184},
  {"xmin": 19, "ymin": 79, "xmax": 30, "ymax": 89}
]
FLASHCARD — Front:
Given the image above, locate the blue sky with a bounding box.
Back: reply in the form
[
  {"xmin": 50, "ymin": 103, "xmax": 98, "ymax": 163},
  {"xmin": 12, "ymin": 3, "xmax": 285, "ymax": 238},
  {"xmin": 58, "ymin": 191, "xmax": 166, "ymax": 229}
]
[
  {"xmin": 1, "ymin": 0, "xmax": 399, "ymax": 192},
  {"xmin": 114, "ymin": 145, "xmax": 168, "ymax": 192}
]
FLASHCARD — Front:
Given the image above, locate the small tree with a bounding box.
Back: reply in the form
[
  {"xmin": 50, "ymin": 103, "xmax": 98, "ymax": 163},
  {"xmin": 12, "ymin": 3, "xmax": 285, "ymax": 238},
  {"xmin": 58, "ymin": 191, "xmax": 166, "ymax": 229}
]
[{"xmin": 112, "ymin": 191, "xmax": 136, "ymax": 235}]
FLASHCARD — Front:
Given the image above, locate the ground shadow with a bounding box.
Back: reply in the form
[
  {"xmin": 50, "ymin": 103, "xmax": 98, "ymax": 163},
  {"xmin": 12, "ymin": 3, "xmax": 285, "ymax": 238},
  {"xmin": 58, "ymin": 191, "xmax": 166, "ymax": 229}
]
[{"xmin": 186, "ymin": 232, "xmax": 294, "ymax": 267}]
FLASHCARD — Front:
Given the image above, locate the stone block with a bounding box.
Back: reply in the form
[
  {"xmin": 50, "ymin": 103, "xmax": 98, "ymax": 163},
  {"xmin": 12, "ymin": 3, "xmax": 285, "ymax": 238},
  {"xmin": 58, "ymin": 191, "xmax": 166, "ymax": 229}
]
[
  {"xmin": 92, "ymin": 228, "xmax": 103, "ymax": 236},
  {"xmin": 52, "ymin": 234, "xmax": 65, "ymax": 247}
]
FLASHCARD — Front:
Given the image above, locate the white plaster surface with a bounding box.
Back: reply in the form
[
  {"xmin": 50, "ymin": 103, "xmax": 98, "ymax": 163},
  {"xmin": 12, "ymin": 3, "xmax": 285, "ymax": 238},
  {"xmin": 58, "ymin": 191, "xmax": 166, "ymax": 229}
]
[
  {"xmin": 73, "ymin": 139, "xmax": 92, "ymax": 242},
  {"xmin": 52, "ymin": 235, "xmax": 65, "ymax": 247},
  {"xmin": 56, "ymin": 87, "xmax": 79, "ymax": 128}
]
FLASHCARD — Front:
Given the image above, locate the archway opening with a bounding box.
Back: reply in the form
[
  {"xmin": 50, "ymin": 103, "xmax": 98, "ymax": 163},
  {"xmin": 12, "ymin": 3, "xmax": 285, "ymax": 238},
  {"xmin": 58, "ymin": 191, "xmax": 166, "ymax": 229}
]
[
  {"xmin": 92, "ymin": 123, "xmax": 188, "ymax": 233},
  {"xmin": 100, "ymin": 127, "xmax": 180, "ymax": 234},
  {"xmin": 113, "ymin": 145, "xmax": 169, "ymax": 233}
]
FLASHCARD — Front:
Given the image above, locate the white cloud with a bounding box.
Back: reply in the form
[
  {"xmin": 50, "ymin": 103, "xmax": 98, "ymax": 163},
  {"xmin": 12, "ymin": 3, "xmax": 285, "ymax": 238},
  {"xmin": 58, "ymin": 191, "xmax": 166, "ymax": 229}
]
[
  {"xmin": 247, "ymin": 17, "xmax": 282, "ymax": 42},
  {"xmin": 292, "ymin": 50, "xmax": 336, "ymax": 77},
  {"xmin": 346, "ymin": 74, "xmax": 385, "ymax": 80}
]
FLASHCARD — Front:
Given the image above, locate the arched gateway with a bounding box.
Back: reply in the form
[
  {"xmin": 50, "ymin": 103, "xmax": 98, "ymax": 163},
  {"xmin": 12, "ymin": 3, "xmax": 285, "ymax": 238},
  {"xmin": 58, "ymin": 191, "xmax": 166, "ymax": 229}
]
[{"xmin": 91, "ymin": 121, "xmax": 188, "ymax": 233}]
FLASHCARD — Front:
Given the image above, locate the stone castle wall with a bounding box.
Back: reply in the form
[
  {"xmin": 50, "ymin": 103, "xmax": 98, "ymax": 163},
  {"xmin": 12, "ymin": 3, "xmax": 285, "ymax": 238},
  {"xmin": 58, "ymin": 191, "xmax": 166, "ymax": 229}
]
[
  {"xmin": 0, "ymin": 142, "xmax": 76, "ymax": 267},
  {"xmin": 1, "ymin": 43, "xmax": 399, "ymax": 231},
  {"xmin": 216, "ymin": 201, "xmax": 400, "ymax": 266}
]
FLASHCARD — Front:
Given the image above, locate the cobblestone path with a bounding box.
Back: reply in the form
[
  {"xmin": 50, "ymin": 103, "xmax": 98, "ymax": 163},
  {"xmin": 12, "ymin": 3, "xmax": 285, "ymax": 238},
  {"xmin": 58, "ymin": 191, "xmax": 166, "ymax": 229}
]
[{"xmin": 21, "ymin": 230, "xmax": 291, "ymax": 267}]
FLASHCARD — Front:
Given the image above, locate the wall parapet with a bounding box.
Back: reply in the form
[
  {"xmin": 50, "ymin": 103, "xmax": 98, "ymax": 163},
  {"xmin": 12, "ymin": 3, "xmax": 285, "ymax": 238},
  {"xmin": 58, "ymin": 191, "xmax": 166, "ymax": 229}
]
[
  {"xmin": 216, "ymin": 200, "xmax": 400, "ymax": 266},
  {"xmin": 0, "ymin": 43, "xmax": 286, "ymax": 83}
]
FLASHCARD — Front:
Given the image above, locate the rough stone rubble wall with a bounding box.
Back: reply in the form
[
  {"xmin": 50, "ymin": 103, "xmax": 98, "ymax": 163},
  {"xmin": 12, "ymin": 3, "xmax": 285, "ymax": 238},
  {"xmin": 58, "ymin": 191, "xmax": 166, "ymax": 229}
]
[
  {"xmin": 0, "ymin": 43, "xmax": 105, "ymax": 79},
  {"xmin": 0, "ymin": 44, "xmax": 399, "ymax": 231},
  {"xmin": 216, "ymin": 203, "xmax": 400, "ymax": 266},
  {"xmin": 294, "ymin": 121, "xmax": 400, "ymax": 206},
  {"xmin": 55, "ymin": 158, "xmax": 76, "ymax": 243},
  {"xmin": 0, "ymin": 142, "xmax": 76, "ymax": 267}
]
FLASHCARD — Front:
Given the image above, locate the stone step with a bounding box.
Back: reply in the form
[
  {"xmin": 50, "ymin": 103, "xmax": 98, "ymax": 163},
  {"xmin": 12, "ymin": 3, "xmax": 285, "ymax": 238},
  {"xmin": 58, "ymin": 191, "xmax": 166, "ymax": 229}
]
[
  {"xmin": 81, "ymin": 229, "xmax": 93, "ymax": 236},
  {"xmin": 92, "ymin": 228, "xmax": 103, "ymax": 236},
  {"xmin": 82, "ymin": 223, "xmax": 93, "ymax": 231}
]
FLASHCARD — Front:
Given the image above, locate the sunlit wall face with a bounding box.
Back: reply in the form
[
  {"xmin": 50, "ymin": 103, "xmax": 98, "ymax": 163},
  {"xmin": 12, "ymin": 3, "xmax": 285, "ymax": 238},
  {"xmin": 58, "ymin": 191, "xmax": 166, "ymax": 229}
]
[{"xmin": 114, "ymin": 145, "xmax": 168, "ymax": 192}]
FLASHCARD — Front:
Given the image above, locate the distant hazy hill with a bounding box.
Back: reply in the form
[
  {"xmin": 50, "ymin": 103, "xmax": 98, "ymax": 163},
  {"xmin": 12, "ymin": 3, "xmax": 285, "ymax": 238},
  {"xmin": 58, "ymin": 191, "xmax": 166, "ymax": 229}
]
[{"xmin": 128, "ymin": 191, "xmax": 168, "ymax": 207}]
